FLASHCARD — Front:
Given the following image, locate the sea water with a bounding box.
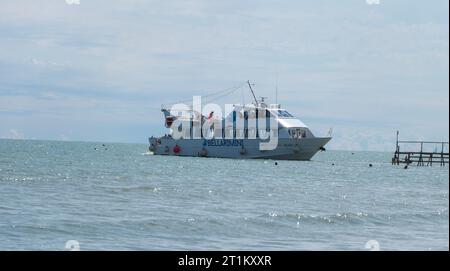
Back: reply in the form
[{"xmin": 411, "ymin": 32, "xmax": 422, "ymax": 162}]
[{"xmin": 0, "ymin": 139, "xmax": 448, "ymax": 250}]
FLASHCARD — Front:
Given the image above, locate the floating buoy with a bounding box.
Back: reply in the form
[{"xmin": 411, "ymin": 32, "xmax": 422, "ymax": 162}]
[
  {"xmin": 173, "ymin": 145, "xmax": 181, "ymax": 154},
  {"xmin": 275, "ymin": 162, "xmax": 278, "ymax": 166},
  {"xmin": 369, "ymin": 164, "xmax": 373, "ymax": 167}
]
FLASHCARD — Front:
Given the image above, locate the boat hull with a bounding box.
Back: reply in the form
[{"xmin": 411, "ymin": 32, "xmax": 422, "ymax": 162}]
[{"xmin": 149, "ymin": 137, "xmax": 331, "ymax": 160}]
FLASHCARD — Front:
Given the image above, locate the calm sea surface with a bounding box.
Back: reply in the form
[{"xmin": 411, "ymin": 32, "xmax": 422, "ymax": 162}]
[{"xmin": 0, "ymin": 139, "xmax": 448, "ymax": 250}]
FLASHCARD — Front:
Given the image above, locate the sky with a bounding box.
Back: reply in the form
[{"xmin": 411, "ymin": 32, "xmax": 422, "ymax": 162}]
[{"xmin": 0, "ymin": 0, "xmax": 448, "ymax": 151}]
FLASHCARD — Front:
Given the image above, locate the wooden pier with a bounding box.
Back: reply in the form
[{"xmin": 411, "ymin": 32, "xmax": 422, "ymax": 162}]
[{"xmin": 392, "ymin": 131, "xmax": 449, "ymax": 166}]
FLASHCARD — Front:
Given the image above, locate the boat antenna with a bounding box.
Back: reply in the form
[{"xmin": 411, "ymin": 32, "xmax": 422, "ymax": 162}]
[
  {"xmin": 241, "ymin": 85, "xmax": 245, "ymax": 106},
  {"xmin": 275, "ymin": 78, "xmax": 278, "ymax": 105},
  {"xmin": 247, "ymin": 80, "xmax": 258, "ymax": 105}
]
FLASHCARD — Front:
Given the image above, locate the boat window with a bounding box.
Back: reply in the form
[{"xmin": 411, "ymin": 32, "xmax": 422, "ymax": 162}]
[{"xmin": 276, "ymin": 110, "xmax": 294, "ymax": 118}]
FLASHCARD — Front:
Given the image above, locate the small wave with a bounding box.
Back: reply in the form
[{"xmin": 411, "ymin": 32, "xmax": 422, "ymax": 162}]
[
  {"xmin": 254, "ymin": 210, "xmax": 450, "ymax": 228},
  {"xmin": 99, "ymin": 185, "xmax": 161, "ymax": 193},
  {"xmin": 254, "ymin": 211, "xmax": 372, "ymax": 226},
  {"xmin": 8, "ymin": 224, "xmax": 74, "ymax": 235},
  {"xmin": 0, "ymin": 205, "xmax": 16, "ymax": 211},
  {"xmin": 0, "ymin": 176, "xmax": 38, "ymax": 182}
]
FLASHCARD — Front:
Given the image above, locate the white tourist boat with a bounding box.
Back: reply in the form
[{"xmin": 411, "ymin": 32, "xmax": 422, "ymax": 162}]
[{"xmin": 149, "ymin": 81, "xmax": 331, "ymax": 160}]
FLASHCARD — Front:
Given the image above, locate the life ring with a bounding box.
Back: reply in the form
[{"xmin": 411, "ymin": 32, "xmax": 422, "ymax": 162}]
[{"xmin": 173, "ymin": 145, "xmax": 181, "ymax": 154}]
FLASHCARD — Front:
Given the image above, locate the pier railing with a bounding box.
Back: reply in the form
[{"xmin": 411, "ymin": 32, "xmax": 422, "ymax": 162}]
[{"xmin": 392, "ymin": 132, "xmax": 449, "ymax": 166}]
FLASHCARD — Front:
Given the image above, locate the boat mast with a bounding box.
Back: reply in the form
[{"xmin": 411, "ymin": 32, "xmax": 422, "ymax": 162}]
[
  {"xmin": 275, "ymin": 79, "xmax": 278, "ymax": 105},
  {"xmin": 247, "ymin": 80, "xmax": 258, "ymax": 105}
]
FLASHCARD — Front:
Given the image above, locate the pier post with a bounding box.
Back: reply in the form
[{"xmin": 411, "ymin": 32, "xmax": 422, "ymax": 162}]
[{"xmin": 418, "ymin": 142, "xmax": 424, "ymax": 166}]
